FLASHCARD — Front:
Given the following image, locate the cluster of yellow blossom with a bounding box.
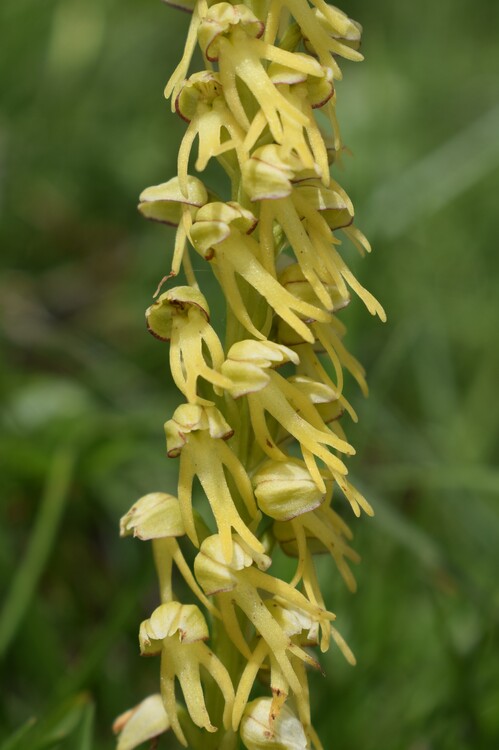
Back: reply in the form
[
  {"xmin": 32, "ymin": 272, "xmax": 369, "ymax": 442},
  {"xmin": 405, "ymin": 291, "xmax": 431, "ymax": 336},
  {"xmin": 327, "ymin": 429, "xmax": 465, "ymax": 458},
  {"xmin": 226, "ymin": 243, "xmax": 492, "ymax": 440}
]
[{"xmin": 115, "ymin": 1, "xmax": 384, "ymax": 748}]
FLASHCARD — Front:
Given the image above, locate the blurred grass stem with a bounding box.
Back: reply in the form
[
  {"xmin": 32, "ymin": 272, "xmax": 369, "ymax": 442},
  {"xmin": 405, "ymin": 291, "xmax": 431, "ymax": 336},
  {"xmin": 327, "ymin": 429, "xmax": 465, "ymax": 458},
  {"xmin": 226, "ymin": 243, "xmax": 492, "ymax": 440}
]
[{"xmin": 0, "ymin": 447, "xmax": 76, "ymax": 659}]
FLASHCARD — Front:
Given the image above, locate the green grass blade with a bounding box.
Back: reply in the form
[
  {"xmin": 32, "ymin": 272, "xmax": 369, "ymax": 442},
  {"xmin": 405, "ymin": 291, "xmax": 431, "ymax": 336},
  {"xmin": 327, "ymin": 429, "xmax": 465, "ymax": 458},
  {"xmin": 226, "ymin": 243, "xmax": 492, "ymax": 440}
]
[
  {"xmin": 0, "ymin": 719, "xmax": 37, "ymax": 750},
  {"xmin": 0, "ymin": 447, "xmax": 76, "ymax": 660},
  {"xmin": 367, "ymin": 103, "xmax": 499, "ymax": 238}
]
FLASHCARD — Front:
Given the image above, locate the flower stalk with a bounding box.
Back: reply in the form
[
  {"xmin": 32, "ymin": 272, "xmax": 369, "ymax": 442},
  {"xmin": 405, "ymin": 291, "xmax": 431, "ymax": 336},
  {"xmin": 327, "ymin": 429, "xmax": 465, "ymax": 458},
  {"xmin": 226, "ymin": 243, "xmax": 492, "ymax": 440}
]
[{"xmin": 115, "ymin": 1, "xmax": 384, "ymax": 748}]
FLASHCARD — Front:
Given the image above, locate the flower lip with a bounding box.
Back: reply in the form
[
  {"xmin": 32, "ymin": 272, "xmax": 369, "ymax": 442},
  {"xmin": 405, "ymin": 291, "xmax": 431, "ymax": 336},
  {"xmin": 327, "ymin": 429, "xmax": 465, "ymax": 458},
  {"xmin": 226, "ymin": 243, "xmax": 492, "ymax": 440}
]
[{"xmin": 198, "ymin": 3, "xmax": 265, "ymax": 62}]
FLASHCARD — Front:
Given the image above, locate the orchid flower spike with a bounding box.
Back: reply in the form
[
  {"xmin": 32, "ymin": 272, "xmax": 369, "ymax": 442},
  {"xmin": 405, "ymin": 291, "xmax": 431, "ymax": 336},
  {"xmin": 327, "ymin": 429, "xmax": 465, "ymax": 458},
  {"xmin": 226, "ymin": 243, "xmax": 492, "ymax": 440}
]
[{"xmin": 127, "ymin": 0, "xmax": 384, "ymax": 746}]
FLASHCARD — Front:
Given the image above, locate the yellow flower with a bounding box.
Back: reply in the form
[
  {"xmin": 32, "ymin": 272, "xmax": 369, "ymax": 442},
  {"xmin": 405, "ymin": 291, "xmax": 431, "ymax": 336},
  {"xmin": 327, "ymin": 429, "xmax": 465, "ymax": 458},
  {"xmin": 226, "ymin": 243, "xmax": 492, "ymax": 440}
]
[
  {"xmin": 221, "ymin": 340, "xmax": 353, "ymax": 492},
  {"xmin": 232, "ymin": 604, "xmax": 320, "ymax": 731},
  {"xmin": 189, "ymin": 201, "xmax": 330, "ymax": 343},
  {"xmin": 175, "ymin": 71, "xmax": 248, "ymax": 194},
  {"xmin": 138, "ymin": 175, "xmax": 207, "ymax": 277},
  {"xmin": 146, "ymin": 286, "xmax": 231, "ymax": 404},
  {"xmin": 235, "ymin": 600, "xmax": 353, "ymax": 747},
  {"xmin": 139, "ymin": 601, "xmax": 234, "ymax": 746},
  {"xmin": 244, "ymin": 147, "xmax": 386, "ymax": 321},
  {"xmin": 198, "ymin": 3, "xmax": 325, "ymax": 143},
  {"xmin": 120, "ymin": 492, "xmax": 219, "ymax": 617},
  {"xmin": 164, "ymin": 403, "xmax": 263, "ymax": 561},
  {"xmin": 243, "ymin": 61, "xmax": 333, "ymax": 180},
  {"xmin": 194, "ymin": 535, "xmax": 334, "ymax": 695},
  {"xmin": 277, "ymin": 263, "xmax": 371, "ymax": 402},
  {"xmin": 302, "ymin": 5, "xmax": 363, "ymax": 68}
]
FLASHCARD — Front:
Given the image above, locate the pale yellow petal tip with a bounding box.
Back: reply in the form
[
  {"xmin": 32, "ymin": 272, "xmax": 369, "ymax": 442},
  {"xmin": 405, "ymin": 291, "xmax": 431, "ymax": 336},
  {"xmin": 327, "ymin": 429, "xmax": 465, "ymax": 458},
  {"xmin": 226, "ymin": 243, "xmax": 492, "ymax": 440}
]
[{"xmin": 113, "ymin": 694, "xmax": 170, "ymax": 750}]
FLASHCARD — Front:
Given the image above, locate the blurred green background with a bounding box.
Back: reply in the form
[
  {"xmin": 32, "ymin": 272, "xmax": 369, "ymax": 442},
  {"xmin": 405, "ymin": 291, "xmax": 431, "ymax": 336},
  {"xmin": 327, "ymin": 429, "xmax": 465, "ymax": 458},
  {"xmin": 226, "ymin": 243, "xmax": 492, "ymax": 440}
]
[{"xmin": 1, "ymin": 0, "xmax": 498, "ymax": 747}]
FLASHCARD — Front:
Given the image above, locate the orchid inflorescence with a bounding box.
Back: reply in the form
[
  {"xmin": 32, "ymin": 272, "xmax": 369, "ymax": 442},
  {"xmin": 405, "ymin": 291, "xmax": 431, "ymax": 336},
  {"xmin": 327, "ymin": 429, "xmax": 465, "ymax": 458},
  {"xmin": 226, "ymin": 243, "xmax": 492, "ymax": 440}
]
[{"xmin": 115, "ymin": 0, "xmax": 384, "ymax": 748}]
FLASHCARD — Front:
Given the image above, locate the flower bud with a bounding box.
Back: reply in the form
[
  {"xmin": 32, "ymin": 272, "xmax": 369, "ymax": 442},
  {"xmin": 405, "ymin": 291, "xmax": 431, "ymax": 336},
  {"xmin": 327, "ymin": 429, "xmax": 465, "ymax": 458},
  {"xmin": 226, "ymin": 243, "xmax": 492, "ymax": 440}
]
[
  {"xmin": 138, "ymin": 176, "xmax": 207, "ymax": 225},
  {"xmin": 145, "ymin": 286, "xmax": 210, "ymax": 341},
  {"xmin": 113, "ymin": 694, "xmax": 170, "ymax": 750},
  {"xmin": 253, "ymin": 459, "xmax": 325, "ymax": 521},
  {"xmin": 240, "ymin": 698, "xmax": 307, "ymax": 750},
  {"xmin": 120, "ymin": 492, "xmax": 184, "ymax": 540}
]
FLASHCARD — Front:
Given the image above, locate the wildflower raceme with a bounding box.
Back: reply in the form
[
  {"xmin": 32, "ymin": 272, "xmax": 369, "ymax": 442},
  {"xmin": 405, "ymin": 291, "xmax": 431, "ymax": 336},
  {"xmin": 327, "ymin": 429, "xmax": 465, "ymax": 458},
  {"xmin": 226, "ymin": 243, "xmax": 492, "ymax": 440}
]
[{"xmin": 116, "ymin": 1, "xmax": 385, "ymax": 748}]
